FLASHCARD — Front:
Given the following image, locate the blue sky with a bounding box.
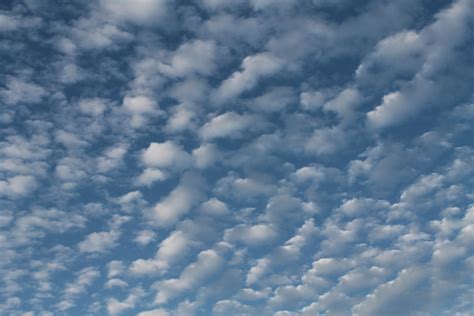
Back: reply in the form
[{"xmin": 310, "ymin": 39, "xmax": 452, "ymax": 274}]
[{"xmin": 0, "ymin": 0, "xmax": 473, "ymax": 315}]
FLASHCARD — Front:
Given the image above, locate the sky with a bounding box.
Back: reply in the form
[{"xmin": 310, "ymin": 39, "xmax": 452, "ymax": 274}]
[{"xmin": 0, "ymin": 0, "xmax": 473, "ymax": 315}]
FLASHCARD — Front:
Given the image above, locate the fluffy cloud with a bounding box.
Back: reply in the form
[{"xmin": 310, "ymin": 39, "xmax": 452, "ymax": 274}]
[
  {"xmin": 225, "ymin": 223, "xmax": 277, "ymax": 247},
  {"xmin": 159, "ymin": 40, "xmax": 218, "ymax": 77},
  {"xmin": 214, "ymin": 52, "xmax": 283, "ymax": 103},
  {"xmin": 192, "ymin": 143, "xmax": 220, "ymax": 169},
  {"xmin": 199, "ymin": 112, "xmax": 260, "ymax": 140},
  {"xmin": 2, "ymin": 0, "xmax": 473, "ymax": 315},
  {"xmin": 0, "ymin": 78, "xmax": 47, "ymax": 105},
  {"xmin": 154, "ymin": 249, "xmax": 225, "ymax": 304},
  {"xmin": 352, "ymin": 268, "xmax": 428, "ymax": 316},
  {"xmin": 78, "ymin": 231, "xmax": 119, "ymax": 253},
  {"xmin": 122, "ymin": 95, "xmax": 161, "ymax": 128},
  {"xmin": 101, "ymin": 0, "xmax": 170, "ymax": 25},
  {"xmin": 141, "ymin": 141, "xmax": 191, "ymax": 170},
  {"xmin": 0, "ymin": 175, "xmax": 37, "ymax": 198},
  {"xmin": 146, "ymin": 172, "xmax": 205, "ymax": 227}
]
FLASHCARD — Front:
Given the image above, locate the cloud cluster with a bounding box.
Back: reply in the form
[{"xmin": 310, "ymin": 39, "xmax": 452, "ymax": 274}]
[{"xmin": 1, "ymin": 0, "xmax": 473, "ymax": 315}]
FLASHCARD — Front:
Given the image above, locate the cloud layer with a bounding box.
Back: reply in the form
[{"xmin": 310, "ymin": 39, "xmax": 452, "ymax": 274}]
[{"xmin": 1, "ymin": 0, "xmax": 473, "ymax": 315}]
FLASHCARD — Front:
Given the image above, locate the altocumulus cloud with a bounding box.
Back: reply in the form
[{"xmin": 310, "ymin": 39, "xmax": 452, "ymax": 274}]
[{"xmin": 0, "ymin": 0, "xmax": 473, "ymax": 315}]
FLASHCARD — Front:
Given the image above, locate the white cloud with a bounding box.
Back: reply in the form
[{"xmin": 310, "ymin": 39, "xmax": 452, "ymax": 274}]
[
  {"xmin": 305, "ymin": 126, "xmax": 346, "ymax": 155},
  {"xmin": 105, "ymin": 278, "xmax": 128, "ymax": 289},
  {"xmin": 366, "ymin": 80, "xmax": 434, "ymax": 129},
  {"xmin": 352, "ymin": 267, "xmax": 428, "ymax": 316},
  {"xmin": 164, "ymin": 106, "xmax": 195, "ymax": 133},
  {"xmin": 213, "ymin": 300, "xmax": 254, "ymax": 316},
  {"xmin": 78, "ymin": 231, "xmax": 119, "ymax": 253},
  {"xmin": 214, "ymin": 52, "xmax": 283, "ymax": 102},
  {"xmin": 0, "ymin": 175, "xmax": 37, "ymax": 198},
  {"xmin": 3, "ymin": 1, "xmax": 473, "ymax": 314},
  {"xmin": 156, "ymin": 230, "xmax": 190, "ymax": 264},
  {"xmin": 141, "ymin": 141, "xmax": 191, "ymax": 170},
  {"xmin": 130, "ymin": 229, "xmax": 192, "ymax": 275},
  {"xmin": 155, "ymin": 249, "xmax": 225, "ymax": 304},
  {"xmin": 122, "ymin": 95, "xmax": 160, "ymax": 128},
  {"xmin": 134, "ymin": 230, "xmax": 156, "ymax": 246},
  {"xmin": 57, "ymin": 62, "xmax": 85, "ymax": 84},
  {"xmin": 323, "ymin": 88, "xmax": 363, "ymax": 122},
  {"xmin": 225, "ymin": 223, "xmax": 277, "ymax": 246},
  {"xmin": 63, "ymin": 267, "xmax": 100, "ymax": 301},
  {"xmin": 146, "ymin": 172, "xmax": 205, "ymax": 227},
  {"xmin": 214, "ymin": 173, "xmax": 275, "ymax": 201},
  {"xmin": 97, "ymin": 144, "xmax": 128, "ymax": 173},
  {"xmin": 107, "ymin": 287, "xmax": 144, "ymax": 315},
  {"xmin": 117, "ymin": 191, "xmax": 144, "ymax": 208},
  {"xmin": 137, "ymin": 308, "xmax": 170, "ymax": 316},
  {"xmin": 69, "ymin": 17, "xmax": 132, "ymax": 50},
  {"xmin": 9, "ymin": 208, "xmax": 86, "ymax": 247},
  {"xmin": 0, "ymin": 14, "xmax": 18, "ymax": 31},
  {"xmin": 199, "ymin": 198, "xmax": 229, "ymax": 216},
  {"xmin": 135, "ymin": 168, "xmax": 167, "ymax": 187},
  {"xmin": 107, "ymin": 260, "xmax": 125, "ymax": 278},
  {"xmin": 199, "ymin": 112, "xmax": 258, "ymax": 140},
  {"xmin": 78, "ymin": 98, "xmax": 109, "ymax": 116},
  {"xmin": 101, "ymin": 0, "xmax": 169, "ymax": 24},
  {"xmin": 123, "ymin": 95, "xmax": 157, "ymax": 113},
  {"xmin": 300, "ymin": 90, "xmax": 329, "ymax": 112},
  {"xmin": 201, "ymin": 13, "xmax": 267, "ymax": 47},
  {"xmin": 249, "ymin": 87, "xmax": 296, "ymax": 112},
  {"xmin": 159, "ymin": 40, "xmax": 217, "ymax": 77},
  {"xmin": 366, "ymin": 0, "xmax": 473, "ymax": 129},
  {"xmin": 55, "ymin": 130, "xmax": 88, "ymax": 148},
  {"xmin": 339, "ymin": 198, "xmax": 390, "ymax": 217},
  {"xmin": 192, "ymin": 143, "xmax": 219, "ymax": 168},
  {"xmin": 129, "ymin": 258, "xmax": 163, "ymax": 276},
  {"xmin": 0, "ymin": 78, "xmax": 47, "ymax": 105}
]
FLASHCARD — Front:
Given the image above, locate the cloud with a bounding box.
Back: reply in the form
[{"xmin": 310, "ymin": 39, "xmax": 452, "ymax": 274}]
[
  {"xmin": 199, "ymin": 112, "xmax": 259, "ymax": 140},
  {"xmin": 141, "ymin": 141, "xmax": 191, "ymax": 170},
  {"xmin": 137, "ymin": 308, "xmax": 170, "ymax": 316},
  {"xmin": 134, "ymin": 230, "xmax": 156, "ymax": 246},
  {"xmin": 366, "ymin": 0, "xmax": 474, "ymax": 129},
  {"xmin": 305, "ymin": 126, "xmax": 347, "ymax": 155},
  {"xmin": 78, "ymin": 231, "xmax": 119, "ymax": 253},
  {"xmin": 0, "ymin": 175, "xmax": 37, "ymax": 198},
  {"xmin": 199, "ymin": 198, "xmax": 230, "ymax": 216},
  {"xmin": 352, "ymin": 267, "xmax": 428, "ymax": 316},
  {"xmin": 159, "ymin": 40, "xmax": 217, "ymax": 77},
  {"xmin": 2, "ymin": 0, "xmax": 473, "ymax": 315},
  {"xmin": 192, "ymin": 143, "xmax": 220, "ymax": 169},
  {"xmin": 225, "ymin": 223, "xmax": 278, "ymax": 247},
  {"xmin": 106, "ymin": 287, "xmax": 144, "ymax": 315},
  {"xmin": 105, "ymin": 278, "xmax": 128, "ymax": 289},
  {"xmin": 0, "ymin": 14, "xmax": 18, "ymax": 31},
  {"xmin": 58, "ymin": 267, "xmax": 100, "ymax": 310},
  {"xmin": 146, "ymin": 172, "xmax": 205, "ymax": 227},
  {"xmin": 201, "ymin": 13, "xmax": 267, "ymax": 47},
  {"xmin": 214, "ymin": 52, "xmax": 283, "ymax": 103},
  {"xmin": 9, "ymin": 208, "xmax": 86, "ymax": 247},
  {"xmin": 68, "ymin": 17, "xmax": 132, "ymax": 50},
  {"xmin": 367, "ymin": 79, "xmax": 435, "ymax": 129},
  {"xmin": 100, "ymin": 0, "xmax": 169, "ymax": 25},
  {"xmin": 0, "ymin": 78, "xmax": 47, "ymax": 105},
  {"xmin": 78, "ymin": 98, "xmax": 109, "ymax": 116},
  {"xmin": 164, "ymin": 106, "xmax": 195, "ymax": 133},
  {"xmin": 154, "ymin": 249, "xmax": 225, "ymax": 304},
  {"xmin": 130, "ymin": 229, "xmax": 190, "ymax": 275},
  {"xmin": 122, "ymin": 95, "xmax": 161, "ymax": 128},
  {"xmin": 96, "ymin": 144, "xmax": 128, "ymax": 173},
  {"xmin": 248, "ymin": 87, "xmax": 296, "ymax": 112},
  {"xmin": 135, "ymin": 168, "xmax": 167, "ymax": 187}
]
